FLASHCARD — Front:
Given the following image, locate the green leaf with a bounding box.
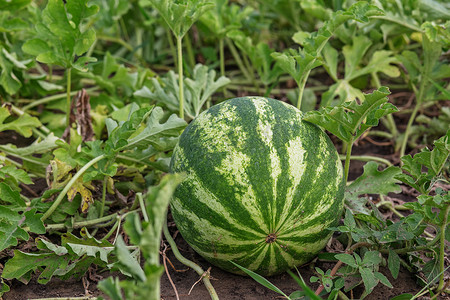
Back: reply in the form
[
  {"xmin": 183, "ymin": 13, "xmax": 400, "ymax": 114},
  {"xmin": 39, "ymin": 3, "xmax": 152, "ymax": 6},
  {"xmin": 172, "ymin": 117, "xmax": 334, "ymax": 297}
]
[
  {"xmin": 287, "ymin": 270, "xmax": 322, "ymax": 300},
  {"xmin": 24, "ymin": 209, "xmax": 45, "ymax": 234},
  {"xmin": 62, "ymin": 233, "xmax": 114, "ymax": 263},
  {"xmin": 97, "ymin": 277, "xmax": 124, "ymax": 300},
  {"xmin": 0, "ymin": 278, "xmax": 10, "ymax": 296},
  {"xmin": 342, "ymin": 35, "xmax": 373, "ymax": 80},
  {"xmin": 123, "ymin": 212, "xmax": 143, "ymax": 245},
  {"xmin": 114, "ymin": 236, "xmax": 145, "ymax": 281},
  {"xmin": 335, "ymin": 253, "xmax": 358, "ymax": 268},
  {"xmin": 2, "ymin": 250, "xmax": 67, "ymax": 284},
  {"xmin": 92, "ymin": 0, "xmax": 131, "ymax": 28},
  {"xmin": 140, "ymin": 174, "xmax": 185, "ymax": 264},
  {"xmin": 374, "ymin": 272, "xmax": 393, "ymax": 288},
  {"xmin": 135, "ymin": 64, "xmax": 230, "ymax": 119},
  {"xmin": 22, "ymin": 0, "xmax": 99, "ymax": 69},
  {"xmin": 0, "ymin": 0, "xmax": 31, "ymax": 11},
  {"xmin": 0, "ymin": 165, "xmax": 32, "ymax": 185},
  {"xmin": 121, "ymin": 107, "xmax": 186, "ymax": 152},
  {"xmin": 22, "ymin": 39, "xmax": 51, "ymax": 57},
  {"xmin": 0, "ymin": 182, "xmax": 30, "ymax": 251},
  {"xmin": 362, "ymin": 251, "xmax": 382, "ymax": 267},
  {"xmin": 360, "ymin": 267, "xmax": 378, "ymax": 294},
  {"xmin": 230, "ymin": 261, "xmax": 290, "ymax": 298},
  {"xmin": 0, "ymin": 133, "xmax": 59, "ymax": 156},
  {"xmin": 198, "ymin": 0, "xmax": 253, "ymax": 38},
  {"xmin": 388, "ymin": 249, "xmax": 400, "ymax": 279},
  {"xmin": 390, "ymin": 294, "xmax": 413, "ymax": 300},
  {"xmin": 144, "ymin": 0, "xmax": 214, "ymax": 38},
  {"xmin": 0, "ymin": 107, "xmax": 41, "ymax": 138},
  {"xmin": 304, "ymin": 87, "xmax": 395, "ymax": 143},
  {"xmin": 396, "ymin": 130, "xmax": 450, "ymax": 194},
  {"xmin": 345, "ymin": 162, "xmax": 401, "ymax": 214},
  {"xmin": 343, "ymin": 208, "xmax": 356, "ymax": 228},
  {"xmin": 273, "ymin": 2, "xmax": 383, "ymax": 87},
  {"xmin": 422, "ymin": 259, "xmax": 439, "ymax": 284},
  {"xmin": 83, "ymin": 52, "xmax": 139, "ymax": 96},
  {"xmin": 227, "ymin": 30, "xmax": 282, "ymax": 86}
]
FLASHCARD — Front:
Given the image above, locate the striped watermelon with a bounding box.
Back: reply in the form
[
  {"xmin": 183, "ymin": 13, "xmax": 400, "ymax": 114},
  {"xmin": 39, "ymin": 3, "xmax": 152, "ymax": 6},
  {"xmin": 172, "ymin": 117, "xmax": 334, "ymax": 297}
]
[{"xmin": 170, "ymin": 97, "xmax": 344, "ymax": 276}]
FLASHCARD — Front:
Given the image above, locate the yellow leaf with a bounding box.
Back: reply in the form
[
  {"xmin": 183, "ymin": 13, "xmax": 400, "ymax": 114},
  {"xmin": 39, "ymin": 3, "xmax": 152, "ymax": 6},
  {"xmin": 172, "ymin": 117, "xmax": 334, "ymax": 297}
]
[{"xmin": 66, "ymin": 178, "xmax": 94, "ymax": 213}]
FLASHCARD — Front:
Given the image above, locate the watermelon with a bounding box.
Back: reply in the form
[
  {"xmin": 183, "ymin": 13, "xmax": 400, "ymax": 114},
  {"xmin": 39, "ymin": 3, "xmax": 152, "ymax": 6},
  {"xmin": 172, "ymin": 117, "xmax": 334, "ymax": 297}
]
[{"xmin": 169, "ymin": 96, "xmax": 344, "ymax": 276}]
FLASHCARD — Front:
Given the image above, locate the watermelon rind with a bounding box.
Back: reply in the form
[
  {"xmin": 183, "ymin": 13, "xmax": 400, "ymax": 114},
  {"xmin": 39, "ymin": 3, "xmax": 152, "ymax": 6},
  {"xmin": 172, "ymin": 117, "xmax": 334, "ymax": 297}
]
[{"xmin": 170, "ymin": 96, "xmax": 344, "ymax": 276}]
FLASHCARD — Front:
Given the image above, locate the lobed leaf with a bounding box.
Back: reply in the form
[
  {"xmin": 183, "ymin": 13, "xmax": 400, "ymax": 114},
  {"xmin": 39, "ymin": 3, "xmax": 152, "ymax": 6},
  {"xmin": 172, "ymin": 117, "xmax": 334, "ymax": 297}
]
[
  {"xmin": 135, "ymin": 64, "xmax": 229, "ymax": 119},
  {"xmin": 143, "ymin": 0, "xmax": 214, "ymax": 38},
  {"xmin": 0, "ymin": 107, "xmax": 41, "ymax": 138},
  {"xmin": 22, "ymin": 0, "xmax": 98, "ymax": 69},
  {"xmin": 345, "ymin": 162, "xmax": 401, "ymax": 214},
  {"xmin": 396, "ymin": 130, "xmax": 450, "ymax": 194},
  {"xmin": 304, "ymin": 87, "xmax": 395, "ymax": 143},
  {"xmin": 273, "ymin": 2, "xmax": 383, "ymax": 86}
]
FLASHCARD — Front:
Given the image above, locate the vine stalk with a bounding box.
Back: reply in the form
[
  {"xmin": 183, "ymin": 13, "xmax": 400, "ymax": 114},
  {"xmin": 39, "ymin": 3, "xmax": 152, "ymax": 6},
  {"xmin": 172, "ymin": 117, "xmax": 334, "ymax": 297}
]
[
  {"xmin": 163, "ymin": 220, "xmax": 219, "ymax": 300},
  {"xmin": 177, "ymin": 35, "xmax": 184, "ymax": 119}
]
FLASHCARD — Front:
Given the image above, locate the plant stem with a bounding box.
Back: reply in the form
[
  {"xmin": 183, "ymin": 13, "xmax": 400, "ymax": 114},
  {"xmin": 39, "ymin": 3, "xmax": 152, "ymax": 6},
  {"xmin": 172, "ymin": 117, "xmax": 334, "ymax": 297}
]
[
  {"xmin": 315, "ymin": 242, "xmax": 372, "ymax": 295},
  {"xmin": 45, "ymin": 212, "xmax": 118, "ymax": 231},
  {"xmin": 22, "ymin": 87, "xmax": 99, "ymax": 111},
  {"xmin": 339, "ymin": 154, "xmax": 393, "ymax": 167},
  {"xmin": 166, "ymin": 29, "xmax": 177, "ymax": 70},
  {"xmin": 343, "ymin": 138, "xmax": 354, "ymax": 183},
  {"xmin": 219, "ymin": 38, "xmax": 228, "ymax": 102},
  {"xmin": 225, "ymin": 37, "xmax": 252, "ymax": 82},
  {"xmin": 438, "ymin": 204, "xmax": 450, "ymax": 291},
  {"xmin": 367, "ymin": 130, "xmax": 393, "ymax": 139},
  {"xmin": 184, "ymin": 33, "xmax": 196, "ymax": 69},
  {"xmin": 297, "ymin": 77, "xmax": 306, "ymax": 110},
  {"xmin": 102, "ymin": 217, "xmax": 120, "ymax": 241},
  {"xmin": 99, "ymin": 176, "xmax": 108, "ymax": 218},
  {"xmin": 163, "ymin": 220, "xmax": 219, "ymax": 300},
  {"xmin": 65, "ymin": 68, "xmax": 72, "ymax": 128},
  {"xmin": 41, "ymin": 154, "xmax": 106, "ymax": 222},
  {"xmin": 177, "ymin": 35, "xmax": 184, "ymax": 119},
  {"xmin": 137, "ymin": 193, "xmax": 149, "ymax": 222},
  {"xmin": 371, "ymin": 16, "xmax": 422, "ymax": 32},
  {"xmin": 399, "ymin": 101, "xmax": 420, "ymax": 158}
]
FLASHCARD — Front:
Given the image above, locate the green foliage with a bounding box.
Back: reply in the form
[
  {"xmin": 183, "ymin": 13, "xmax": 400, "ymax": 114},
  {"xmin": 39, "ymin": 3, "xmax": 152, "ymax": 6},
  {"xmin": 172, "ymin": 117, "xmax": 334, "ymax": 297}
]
[
  {"xmin": 345, "ymin": 162, "xmax": 402, "ymax": 214},
  {"xmin": 142, "ymin": 0, "xmax": 214, "ymax": 39},
  {"xmin": 322, "ymin": 35, "xmax": 400, "ymax": 106},
  {"xmin": 396, "ymin": 130, "xmax": 449, "ymax": 195},
  {"xmin": 98, "ymin": 174, "xmax": 184, "ymax": 300},
  {"xmin": 198, "ymin": 0, "xmax": 253, "ymax": 38},
  {"xmin": 227, "ymin": 30, "xmax": 283, "ymax": 87},
  {"xmin": 272, "ymin": 2, "xmax": 384, "ymax": 87},
  {"xmin": 0, "ymin": 47, "xmax": 32, "ymax": 95},
  {"xmin": 0, "ymin": 0, "xmax": 449, "ymax": 298},
  {"xmin": 0, "ymin": 107, "xmax": 41, "ymax": 138},
  {"xmin": 0, "ymin": 183, "xmax": 45, "ymax": 252},
  {"xmin": 22, "ymin": 0, "xmax": 98, "ymax": 70},
  {"xmin": 134, "ymin": 64, "xmax": 230, "ymax": 119},
  {"xmin": 304, "ymin": 87, "xmax": 397, "ymax": 143},
  {"xmin": 2, "ymin": 233, "xmax": 115, "ymax": 284}
]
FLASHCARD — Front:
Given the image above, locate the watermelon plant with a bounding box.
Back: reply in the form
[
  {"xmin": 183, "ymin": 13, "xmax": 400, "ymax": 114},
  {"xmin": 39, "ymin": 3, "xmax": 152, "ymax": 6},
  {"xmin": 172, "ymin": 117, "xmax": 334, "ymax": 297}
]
[{"xmin": 0, "ymin": 0, "xmax": 449, "ymax": 299}]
